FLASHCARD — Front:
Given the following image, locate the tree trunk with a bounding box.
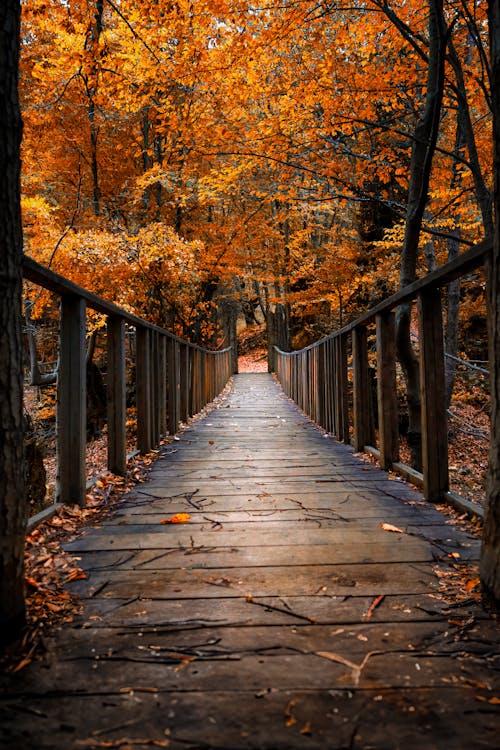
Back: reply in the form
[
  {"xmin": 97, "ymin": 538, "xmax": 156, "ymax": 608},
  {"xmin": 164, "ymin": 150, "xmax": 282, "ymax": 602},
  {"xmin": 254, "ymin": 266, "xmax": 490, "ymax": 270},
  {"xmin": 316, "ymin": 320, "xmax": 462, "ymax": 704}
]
[
  {"xmin": 395, "ymin": 0, "xmax": 446, "ymax": 470},
  {"xmin": 0, "ymin": 0, "xmax": 26, "ymax": 643},
  {"xmin": 481, "ymin": 0, "xmax": 500, "ymax": 608}
]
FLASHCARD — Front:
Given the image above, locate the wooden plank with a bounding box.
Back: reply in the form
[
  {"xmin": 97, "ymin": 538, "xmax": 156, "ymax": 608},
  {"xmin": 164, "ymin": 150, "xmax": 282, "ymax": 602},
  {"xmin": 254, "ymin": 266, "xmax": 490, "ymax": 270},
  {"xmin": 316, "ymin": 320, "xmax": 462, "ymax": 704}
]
[
  {"xmin": 1, "ymin": 686, "xmax": 496, "ymax": 750},
  {"xmin": 65, "ymin": 561, "xmax": 446, "ymax": 599},
  {"xmin": 57, "ymin": 294, "xmax": 86, "ymax": 505},
  {"xmin": 419, "ymin": 289, "xmax": 449, "ymax": 501},
  {"xmin": 376, "ymin": 312, "xmax": 399, "ymax": 469}
]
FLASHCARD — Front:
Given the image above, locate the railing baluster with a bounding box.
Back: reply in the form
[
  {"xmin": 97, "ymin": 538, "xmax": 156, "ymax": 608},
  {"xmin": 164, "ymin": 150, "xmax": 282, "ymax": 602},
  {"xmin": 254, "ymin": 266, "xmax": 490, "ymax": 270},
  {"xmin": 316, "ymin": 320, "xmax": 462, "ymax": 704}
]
[
  {"xmin": 57, "ymin": 295, "xmax": 86, "ymax": 506},
  {"xmin": 419, "ymin": 289, "xmax": 449, "ymax": 501},
  {"xmin": 376, "ymin": 312, "xmax": 399, "ymax": 470},
  {"xmin": 106, "ymin": 315, "xmax": 126, "ymax": 475},
  {"xmin": 336, "ymin": 334, "xmax": 350, "ymax": 443},
  {"xmin": 159, "ymin": 335, "xmax": 167, "ymax": 436},
  {"xmin": 136, "ymin": 326, "xmax": 152, "ymax": 454},
  {"xmin": 352, "ymin": 326, "xmax": 374, "ymax": 451},
  {"xmin": 167, "ymin": 337, "xmax": 180, "ymax": 434}
]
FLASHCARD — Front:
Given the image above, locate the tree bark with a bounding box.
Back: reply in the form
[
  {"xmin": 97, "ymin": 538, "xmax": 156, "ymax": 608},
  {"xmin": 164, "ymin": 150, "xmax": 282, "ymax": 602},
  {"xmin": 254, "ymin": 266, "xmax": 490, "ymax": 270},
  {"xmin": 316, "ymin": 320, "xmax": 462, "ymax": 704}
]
[
  {"xmin": 481, "ymin": 0, "xmax": 500, "ymax": 608},
  {"xmin": 0, "ymin": 0, "xmax": 26, "ymax": 643},
  {"xmin": 395, "ymin": 0, "xmax": 446, "ymax": 470}
]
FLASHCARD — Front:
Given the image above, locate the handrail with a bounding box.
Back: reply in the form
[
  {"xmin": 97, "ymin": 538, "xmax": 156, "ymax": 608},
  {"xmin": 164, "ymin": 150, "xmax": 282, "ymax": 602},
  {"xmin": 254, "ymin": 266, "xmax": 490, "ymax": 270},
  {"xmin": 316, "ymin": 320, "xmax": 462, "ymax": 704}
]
[
  {"xmin": 274, "ymin": 238, "xmax": 492, "ymax": 517},
  {"xmin": 23, "ymin": 255, "xmax": 233, "ymax": 515}
]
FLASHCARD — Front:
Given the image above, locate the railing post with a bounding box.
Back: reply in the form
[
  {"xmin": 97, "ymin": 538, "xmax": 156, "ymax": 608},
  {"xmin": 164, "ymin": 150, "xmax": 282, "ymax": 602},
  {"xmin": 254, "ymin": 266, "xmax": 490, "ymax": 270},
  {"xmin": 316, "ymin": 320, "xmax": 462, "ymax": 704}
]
[
  {"xmin": 167, "ymin": 337, "xmax": 180, "ymax": 434},
  {"xmin": 335, "ymin": 334, "xmax": 350, "ymax": 443},
  {"xmin": 151, "ymin": 332, "xmax": 160, "ymax": 447},
  {"xmin": 376, "ymin": 312, "xmax": 399, "ymax": 470},
  {"xmin": 352, "ymin": 325, "xmax": 374, "ymax": 451},
  {"xmin": 57, "ymin": 295, "xmax": 86, "ymax": 506},
  {"xmin": 325, "ymin": 339, "xmax": 334, "ymax": 434},
  {"xmin": 136, "ymin": 326, "xmax": 152, "ymax": 453},
  {"xmin": 107, "ymin": 315, "xmax": 126, "ymax": 475},
  {"xmin": 159, "ymin": 335, "xmax": 167, "ymax": 436},
  {"xmin": 316, "ymin": 345, "xmax": 324, "ymax": 429},
  {"xmin": 180, "ymin": 343, "xmax": 189, "ymax": 424},
  {"xmin": 419, "ymin": 289, "xmax": 449, "ymax": 501}
]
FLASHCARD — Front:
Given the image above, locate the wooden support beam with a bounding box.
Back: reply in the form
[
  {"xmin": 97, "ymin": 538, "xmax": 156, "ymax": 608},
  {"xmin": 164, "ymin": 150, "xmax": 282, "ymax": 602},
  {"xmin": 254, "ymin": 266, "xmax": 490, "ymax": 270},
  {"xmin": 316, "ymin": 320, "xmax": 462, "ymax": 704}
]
[
  {"xmin": 159, "ymin": 336, "xmax": 167, "ymax": 436},
  {"xmin": 317, "ymin": 344, "xmax": 325, "ymax": 430},
  {"xmin": 106, "ymin": 316, "xmax": 126, "ymax": 475},
  {"xmin": 352, "ymin": 326, "xmax": 374, "ymax": 451},
  {"xmin": 136, "ymin": 326, "xmax": 152, "ymax": 454},
  {"xmin": 57, "ymin": 295, "xmax": 86, "ymax": 505},
  {"xmin": 376, "ymin": 312, "xmax": 399, "ymax": 470},
  {"xmin": 167, "ymin": 337, "xmax": 180, "ymax": 434},
  {"xmin": 335, "ymin": 334, "xmax": 350, "ymax": 443},
  {"xmin": 151, "ymin": 332, "xmax": 160, "ymax": 447},
  {"xmin": 419, "ymin": 289, "xmax": 449, "ymax": 501}
]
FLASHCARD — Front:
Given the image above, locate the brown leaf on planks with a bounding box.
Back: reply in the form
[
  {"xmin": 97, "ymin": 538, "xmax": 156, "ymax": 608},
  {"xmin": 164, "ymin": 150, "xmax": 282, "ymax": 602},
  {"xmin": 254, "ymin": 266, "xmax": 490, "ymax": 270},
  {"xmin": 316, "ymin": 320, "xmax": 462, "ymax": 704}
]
[
  {"xmin": 161, "ymin": 513, "xmax": 191, "ymax": 524},
  {"xmin": 284, "ymin": 699, "xmax": 297, "ymax": 727},
  {"xmin": 315, "ymin": 650, "xmax": 381, "ymax": 687},
  {"xmin": 476, "ymin": 696, "xmax": 500, "ymax": 705},
  {"xmin": 381, "ymin": 522, "xmax": 405, "ymax": 534}
]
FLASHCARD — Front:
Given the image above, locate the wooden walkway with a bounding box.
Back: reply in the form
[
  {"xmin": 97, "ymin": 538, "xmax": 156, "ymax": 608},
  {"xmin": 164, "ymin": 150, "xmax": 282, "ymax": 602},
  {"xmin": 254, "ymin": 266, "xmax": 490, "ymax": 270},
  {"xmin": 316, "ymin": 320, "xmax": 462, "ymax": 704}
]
[{"xmin": 1, "ymin": 373, "xmax": 498, "ymax": 749}]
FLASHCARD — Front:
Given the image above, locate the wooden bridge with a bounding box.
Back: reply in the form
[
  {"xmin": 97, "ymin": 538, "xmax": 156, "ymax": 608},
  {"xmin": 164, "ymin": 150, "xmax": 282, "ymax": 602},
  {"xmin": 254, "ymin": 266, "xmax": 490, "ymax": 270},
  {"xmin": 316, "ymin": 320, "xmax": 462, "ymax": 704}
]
[
  {"xmin": 1, "ymin": 244, "xmax": 499, "ymax": 748},
  {"xmin": 1, "ymin": 372, "xmax": 498, "ymax": 749}
]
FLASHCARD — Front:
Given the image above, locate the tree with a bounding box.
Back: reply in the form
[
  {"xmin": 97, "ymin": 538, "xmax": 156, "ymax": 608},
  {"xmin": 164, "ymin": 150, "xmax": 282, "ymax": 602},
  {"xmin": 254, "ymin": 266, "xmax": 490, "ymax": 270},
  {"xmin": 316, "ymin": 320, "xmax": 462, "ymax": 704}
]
[
  {"xmin": 481, "ymin": 0, "xmax": 500, "ymax": 608},
  {"xmin": 0, "ymin": 0, "xmax": 26, "ymax": 643}
]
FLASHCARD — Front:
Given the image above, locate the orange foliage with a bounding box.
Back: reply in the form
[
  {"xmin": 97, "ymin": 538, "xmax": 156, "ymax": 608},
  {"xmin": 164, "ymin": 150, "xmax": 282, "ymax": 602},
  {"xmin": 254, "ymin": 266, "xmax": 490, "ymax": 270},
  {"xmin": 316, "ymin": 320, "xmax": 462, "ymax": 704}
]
[{"xmin": 19, "ymin": 1, "xmax": 492, "ymax": 339}]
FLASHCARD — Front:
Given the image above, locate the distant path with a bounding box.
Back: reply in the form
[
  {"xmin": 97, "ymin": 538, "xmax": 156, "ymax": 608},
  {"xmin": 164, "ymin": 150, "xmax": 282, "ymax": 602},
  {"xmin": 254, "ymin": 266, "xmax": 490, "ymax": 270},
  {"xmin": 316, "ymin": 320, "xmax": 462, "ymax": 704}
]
[
  {"xmin": 238, "ymin": 348, "xmax": 268, "ymax": 372},
  {"xmin": 1, "ymin": 374, "xmax": 497, "ymax": 749}
]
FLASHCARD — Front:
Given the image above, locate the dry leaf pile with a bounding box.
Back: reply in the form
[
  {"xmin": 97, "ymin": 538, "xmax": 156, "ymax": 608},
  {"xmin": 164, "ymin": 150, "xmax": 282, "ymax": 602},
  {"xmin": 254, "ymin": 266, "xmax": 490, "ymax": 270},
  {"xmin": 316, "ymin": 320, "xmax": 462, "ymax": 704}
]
[{"xmin": 0, "ymin": 454, "xmax": 155, "ymax": 673}]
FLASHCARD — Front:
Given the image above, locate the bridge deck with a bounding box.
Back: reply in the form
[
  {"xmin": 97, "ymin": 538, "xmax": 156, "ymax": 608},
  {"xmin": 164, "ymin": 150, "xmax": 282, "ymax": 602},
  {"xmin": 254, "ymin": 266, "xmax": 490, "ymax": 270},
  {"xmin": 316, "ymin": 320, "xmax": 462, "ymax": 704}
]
[{"xmin": 1, "ymin": 373, "xmax": 498, "ymax": 749}]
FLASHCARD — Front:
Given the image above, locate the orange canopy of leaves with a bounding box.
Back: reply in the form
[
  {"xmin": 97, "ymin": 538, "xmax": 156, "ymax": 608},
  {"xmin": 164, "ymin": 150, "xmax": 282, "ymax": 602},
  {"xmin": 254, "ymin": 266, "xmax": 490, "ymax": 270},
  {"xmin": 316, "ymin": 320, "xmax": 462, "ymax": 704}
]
[{"xmin": 20, "ymin": 1, "xmax": 492, "ymax": 339}]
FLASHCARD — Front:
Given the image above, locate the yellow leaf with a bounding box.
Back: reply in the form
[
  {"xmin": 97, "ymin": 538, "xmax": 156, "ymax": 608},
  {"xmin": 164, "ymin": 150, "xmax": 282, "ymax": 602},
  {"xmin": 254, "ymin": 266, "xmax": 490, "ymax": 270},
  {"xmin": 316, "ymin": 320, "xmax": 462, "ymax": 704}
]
[
  {"xmin": 381, "ymin": 523, "xmax": 405, "ymax": 534},
  {"xmin": 161, "ymin": 513, "xmax": 191, "ymax": 524}
]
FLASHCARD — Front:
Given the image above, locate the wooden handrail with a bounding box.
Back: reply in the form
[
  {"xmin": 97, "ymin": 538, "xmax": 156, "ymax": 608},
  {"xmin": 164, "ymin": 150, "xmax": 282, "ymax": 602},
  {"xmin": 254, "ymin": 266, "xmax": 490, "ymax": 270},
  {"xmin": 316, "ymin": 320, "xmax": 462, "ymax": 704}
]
[
  {"xmin": 274, "ymin": 238, "xmax": 492, "ymax": 517},
  {"xmin": 23, "ymin": 256, "xmax": 233, "ymax": 514}
]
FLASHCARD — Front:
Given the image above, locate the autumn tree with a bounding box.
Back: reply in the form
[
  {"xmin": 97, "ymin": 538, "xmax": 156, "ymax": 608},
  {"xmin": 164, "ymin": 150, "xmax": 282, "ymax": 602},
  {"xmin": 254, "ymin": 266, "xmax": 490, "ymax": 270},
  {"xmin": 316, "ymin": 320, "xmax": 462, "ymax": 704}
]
[{"xmin": 0, "ymin": 0, "xmax": 26, "ymax": 643}]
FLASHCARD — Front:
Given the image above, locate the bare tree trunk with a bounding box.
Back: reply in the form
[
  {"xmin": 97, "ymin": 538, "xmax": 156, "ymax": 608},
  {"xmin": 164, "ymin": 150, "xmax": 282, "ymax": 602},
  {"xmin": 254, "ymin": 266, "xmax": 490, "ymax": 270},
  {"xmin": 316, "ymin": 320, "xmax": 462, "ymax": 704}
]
[
  {"xmin": 0, "ymin": 0, "xmax": 26, "ymax": 643},
  {"xmin": 24, "ymin": 298, "xmax": 58, "ymax": 386},
  {"xmin": 84, "ymin": 0, "xmax": 104, "ymax": 217},
  {"xmin": 396, "ymin": 0, "xmax": 446, "ymax": 470},
  {"xmin": 481, "ymin": 0, "xmax": 500, "ymax": 608}
]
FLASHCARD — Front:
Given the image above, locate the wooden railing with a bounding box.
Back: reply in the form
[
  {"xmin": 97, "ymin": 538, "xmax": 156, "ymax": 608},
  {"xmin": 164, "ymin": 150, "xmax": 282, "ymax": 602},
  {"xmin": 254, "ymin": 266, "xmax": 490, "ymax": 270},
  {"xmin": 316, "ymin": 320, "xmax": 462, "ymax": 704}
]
[
  {"xmin": 23, "ymin": 257, "xmax": 233, "ymax": 521},
  {"xmin": 274, "ymin": 238, "xmax": 492, "ymax": 517}
]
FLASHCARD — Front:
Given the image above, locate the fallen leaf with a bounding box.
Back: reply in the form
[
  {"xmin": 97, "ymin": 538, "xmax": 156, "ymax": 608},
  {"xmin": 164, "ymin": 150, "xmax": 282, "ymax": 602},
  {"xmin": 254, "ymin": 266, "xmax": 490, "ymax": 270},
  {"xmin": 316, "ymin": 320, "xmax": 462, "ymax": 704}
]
[
  {"xmin": 12, "ymin": 656, "xmax": 33, "ymax": 672},
  {"xmin": 465, "ymin": 578, "xmax": 480, "ymax": 592},
  {"xmin": 476, "ymin": 695, "xmax": 500, "ymax": 704},
  {"xmin": 161, "ymin": 513, "xmax": 191, "ymax": 524},
  {"xmin": 284, "ymin": 699, "xmax": 297, "ymax": 727},
  {"xmin": 65, "ymin": 570, "xmax": 87, "ymax": 583},
  {"xmin": 381, "ymin": 523, "xmax": 405, "ymax": 534},
  {"xmin": 300, "ymin": 721, "xmax": 312, "ymax": 736}
]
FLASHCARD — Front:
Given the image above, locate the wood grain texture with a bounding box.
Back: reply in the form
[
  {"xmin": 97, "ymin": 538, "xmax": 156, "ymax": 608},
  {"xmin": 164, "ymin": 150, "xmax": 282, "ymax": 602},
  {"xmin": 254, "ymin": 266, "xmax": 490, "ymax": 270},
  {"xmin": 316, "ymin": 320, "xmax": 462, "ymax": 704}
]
[{"xmin": 0, "ymin": 373, "xmax": 495, "ymax": 750}]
